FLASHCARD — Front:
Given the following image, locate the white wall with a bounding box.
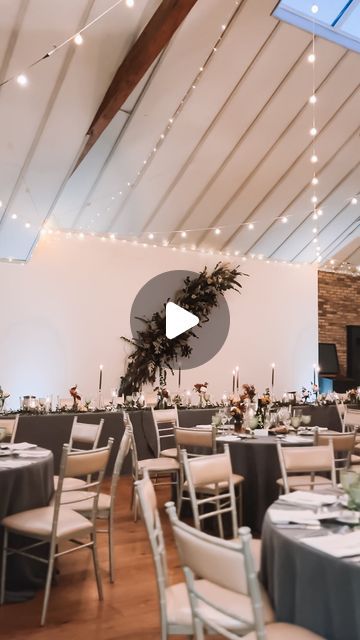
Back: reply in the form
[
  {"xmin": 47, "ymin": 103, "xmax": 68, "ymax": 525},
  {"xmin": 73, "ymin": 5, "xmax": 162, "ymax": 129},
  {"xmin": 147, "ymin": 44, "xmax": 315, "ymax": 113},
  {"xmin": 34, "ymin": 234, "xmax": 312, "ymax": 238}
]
[{"xmin": 0, "ymin": 235, "xmax": 318, "ymax": 408}]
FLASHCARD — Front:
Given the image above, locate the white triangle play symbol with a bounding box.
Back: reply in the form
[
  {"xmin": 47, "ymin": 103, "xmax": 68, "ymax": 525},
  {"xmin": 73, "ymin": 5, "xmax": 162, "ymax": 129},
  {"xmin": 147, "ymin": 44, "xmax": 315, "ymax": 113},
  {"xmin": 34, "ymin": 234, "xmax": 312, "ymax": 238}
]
[{"xmin": 165, "ymin": 301, "xmax": 199, "ymax": 340}]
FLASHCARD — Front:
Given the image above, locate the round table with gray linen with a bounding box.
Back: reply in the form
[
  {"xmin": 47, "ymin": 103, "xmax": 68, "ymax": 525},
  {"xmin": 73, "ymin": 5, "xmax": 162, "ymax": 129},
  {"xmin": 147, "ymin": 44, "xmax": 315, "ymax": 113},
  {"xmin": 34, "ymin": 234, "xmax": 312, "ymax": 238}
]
[
  {"xmin": 261, "ymin": 507, "xmax": 360, "ymax": 640},
  {"xmin": 0, "ymin": 447, "xmax": 54, "ymax": 594}
]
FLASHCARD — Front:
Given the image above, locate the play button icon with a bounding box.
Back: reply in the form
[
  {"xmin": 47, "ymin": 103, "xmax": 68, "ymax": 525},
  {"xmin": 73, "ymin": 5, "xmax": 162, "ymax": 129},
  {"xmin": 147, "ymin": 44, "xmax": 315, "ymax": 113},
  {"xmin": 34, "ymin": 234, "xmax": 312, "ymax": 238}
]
[{"xmin": 165, "ymin": 302, "xmax": 199, "ymax": 339}]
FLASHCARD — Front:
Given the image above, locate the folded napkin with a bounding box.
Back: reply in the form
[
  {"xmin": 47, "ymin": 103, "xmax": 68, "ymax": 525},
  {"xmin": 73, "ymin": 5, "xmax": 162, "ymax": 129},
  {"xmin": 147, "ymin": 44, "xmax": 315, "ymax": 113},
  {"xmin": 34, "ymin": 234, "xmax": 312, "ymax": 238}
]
[
  {"xmin": 301, "ymin": 530, "xmax": 360, "ymax": 558},
  {"xmin": 279, "ymin": 491, "xmax": 338, "ymax": 507},
  {"xmin": 252, "ymin": 429, "xmax": 269, "ymax": 437},
  {"xmin": 18, "ymin": 450, "xmax": 50, "ymax": 458},
  {"xmin": 269, "ymin": 508, "xmax": 320, "ymax": 526},
  {"xmin": 216, "ymin": 434, "xmax": 239, "ymax": 442},
  {"xmin": 6, "ymin": 442, "xmax": 37, "ymax": 451},
  {"xmin": 283, "ymin": 436, "xmax": 313, "ymax": 444},
  {"xmin": 195, "ymin": 425, "xmax": 213, "ymax": 430}
]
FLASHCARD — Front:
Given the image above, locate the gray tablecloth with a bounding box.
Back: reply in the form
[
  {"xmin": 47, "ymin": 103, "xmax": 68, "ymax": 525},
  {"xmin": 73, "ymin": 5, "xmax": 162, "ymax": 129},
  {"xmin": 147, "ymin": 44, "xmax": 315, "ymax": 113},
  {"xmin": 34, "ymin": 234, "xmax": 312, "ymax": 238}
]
[
  {"xmin": 0, "ymin": 448, "xmax": 54, "ymax": 592},
  {"xmin": 13, "ymin": 408, "xmax": 217, "ymax": 475},
  {"xmin": 299, "ymin": 405, "xmax": 342, "ymax": 431},
  {"xmin": 226, "ymin": 436, "xmax": 315, "ymax": 535},
  {"xmin": 261, "ymin": 509, "xmax": 360, "ymax": 640}
]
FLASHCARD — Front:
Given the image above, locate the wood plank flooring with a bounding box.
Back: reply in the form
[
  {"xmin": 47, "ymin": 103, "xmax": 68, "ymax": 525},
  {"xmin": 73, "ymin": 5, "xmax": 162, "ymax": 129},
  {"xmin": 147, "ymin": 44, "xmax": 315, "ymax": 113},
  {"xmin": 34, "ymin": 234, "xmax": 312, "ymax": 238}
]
[{"xmin": 0, "ymin": 477, "xmax": 194, "ymax": 640}]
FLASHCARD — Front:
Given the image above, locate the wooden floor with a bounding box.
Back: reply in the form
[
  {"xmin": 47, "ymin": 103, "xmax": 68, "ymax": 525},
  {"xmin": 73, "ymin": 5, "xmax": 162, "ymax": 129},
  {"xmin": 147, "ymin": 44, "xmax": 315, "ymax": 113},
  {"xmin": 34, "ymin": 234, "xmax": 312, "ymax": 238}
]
[{"xmin": 1, "ymin": 477, "xmax": 195, "ymax": 640}]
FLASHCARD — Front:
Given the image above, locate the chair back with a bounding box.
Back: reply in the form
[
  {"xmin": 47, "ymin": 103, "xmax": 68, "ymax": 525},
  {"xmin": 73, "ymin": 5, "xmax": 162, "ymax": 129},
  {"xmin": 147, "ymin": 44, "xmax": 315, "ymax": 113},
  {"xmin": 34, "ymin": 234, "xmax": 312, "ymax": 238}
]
[
  {"xmin": 55, "ymin": 439, "xmax": 113, "ymax": 533},
  {"xmin": 345, "ymin": 409, "xmax": 360, "ymax": 431},
  {"xmin": 277, "ymin": 441, "xmax": 336, "ymax": 494},
  {"xmin": 175, "ymin": 426, "xmax": 216, "ymax": 457},
  {"xmin": 182, "ymin": 444, "xmax": 238, "ymax": 537},
  {"xmin": 335, "ymin": 401, "xmax": 346, "ymax": 432},
  {"xmin": 0, "ymin": 415, "xmax": 19, "ymax": 443},
  {"xmin": 151, "ymin": 407, "xmax": 179, "ymax": 457},
  {"xmin": 109, "ymin": 427, "xmax": 132, "ymax": 502},
  {"xmin": 69, "ymin": 416, "xmax": 104, "ymax": 449},
  {"xmin": 123, "ymin": 411, "xmax": 139, "ymax": 481},
  {"xmin": 135, "ymin": 471, "xmax": 169, "ymax": 634},
  {"xmin": 166, "ymin": 502, "xmax": 265, "ymax": 639},
  {"xmin": 315, "ymin": 432, "xmax": 356, "ymax": 472}
]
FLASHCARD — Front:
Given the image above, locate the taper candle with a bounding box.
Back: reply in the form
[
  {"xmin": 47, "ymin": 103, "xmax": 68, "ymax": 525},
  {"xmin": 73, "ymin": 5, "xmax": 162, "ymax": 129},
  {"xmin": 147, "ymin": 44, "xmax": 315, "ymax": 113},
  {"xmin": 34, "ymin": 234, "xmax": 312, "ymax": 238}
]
[
  {"xmin": 178, "ymin": 363, "xmax": 181, "ymax": 389},
  {"xmin": 271, "ymin": 363, "xmax": 275, "ymax": 389},
  {"xmin": 235, "ymin": 365, "xmax": 239, "ymax": 392},
  {"xmin": 99, "ymin": 364, "xmax": 103, "ymax": 391},
  {"xmin": 232, "ymin": 370, "xmax": 235, "ymax": 393}
]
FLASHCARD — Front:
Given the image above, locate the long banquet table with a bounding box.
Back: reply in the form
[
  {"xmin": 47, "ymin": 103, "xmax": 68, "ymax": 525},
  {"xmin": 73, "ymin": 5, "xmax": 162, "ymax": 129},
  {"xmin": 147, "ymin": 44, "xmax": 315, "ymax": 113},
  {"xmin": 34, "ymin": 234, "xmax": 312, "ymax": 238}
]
[{"xmin": 261, "ymin": 503, "xmax": 360, "ymax": 640}]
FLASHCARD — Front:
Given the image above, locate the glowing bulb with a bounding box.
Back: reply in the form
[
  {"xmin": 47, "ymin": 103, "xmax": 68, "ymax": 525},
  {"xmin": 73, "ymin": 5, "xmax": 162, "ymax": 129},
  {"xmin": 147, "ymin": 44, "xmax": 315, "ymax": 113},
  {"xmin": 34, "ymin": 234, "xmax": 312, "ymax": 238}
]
[
  {"xmin": 311, "ymin": 176, "xmax": 319, "ymax": 186},
  {"xmin": 310, "ymin": 127, "xmax": 317, "ymax": 136},
  {"xmin": 311, "ymin": 195, "xmax": 318, "ymax": 204},
  {"xmin": 11, "ymin": 213, "xmax": 17, "ymax": 219},
  {"xmin": 351, "ymin": 197, "xmax": 358, "ymax": 205},
  {"xmin": 79, "ymin": 232, "xmax": 84, "ymax": 239},
  {"xmin": 214, "ymin": 228, "xmax": 221, "ymax": 235},
  {"xmin": 16, "ymin": 74, "xmax": 28, "ymax": 86},
  {"xmin": 126, "ymin": 0, "xmax": 134, "ymax": 6},
  {"xmin": 74, "ymin": 33, "xmax": 83, "ymax": 45},
  {"xmin": 0, "ymin": 201, "xmax": 2, "ymax": 207},
  {"xmin": 310, "ymin": 153, "xmax": 318, "ymax": 163},
  {"xmin": 110, "ymin": 233, "xmax": 115, "ymax": 240},
  {"xmin": 248, "ymin": 223, "xmax": 254, "ymax": 230},
  {"xmin": 312, "ymin": 227, "xmax": 318, "ymax": 234},
  {"xmin": 313, "ymin": 238, "xmax": 318, "ymax": 243},
  {"xmin": 308, "ymin": 53, "xmax": 316, "ymax": 63},
  {"xmin": 148, "ymin": 233, "xmax": 154, "ymax": 240},
  {"xmin": 311, "ymin": 4, "xmax": 319, "ymax": 14},
  {"xmin": 312, "ymin": 212, "xmax": 318, "ymax": 220},
  {"xmin": 317, "ymin": 209, "xmax": 323, "ymax": 216},
  {"xmin": 25, "ymin": 222, "xmax": 31, "ymax": 228},
  {"xmin": 181, "ymin": 231, "xmax": 187, "ymax": 238},
  {"xmin": 309, "ymin": 94, "xmax": 317, "ymax": 104},
  {"xmin": 330, "ymin": 259, "xmax": 335, "ymax": 265},
  {"xmin": 281, "ymin": 216, "xmax": 288, "ymax": 223}
]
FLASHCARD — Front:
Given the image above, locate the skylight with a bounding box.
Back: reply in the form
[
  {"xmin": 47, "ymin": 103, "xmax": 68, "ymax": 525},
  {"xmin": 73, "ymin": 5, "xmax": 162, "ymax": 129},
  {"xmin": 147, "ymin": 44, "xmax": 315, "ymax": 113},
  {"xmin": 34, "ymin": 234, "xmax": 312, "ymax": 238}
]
[{"xmin": 273, "ymin": 0, "xmax": 360, "ymax": 53}]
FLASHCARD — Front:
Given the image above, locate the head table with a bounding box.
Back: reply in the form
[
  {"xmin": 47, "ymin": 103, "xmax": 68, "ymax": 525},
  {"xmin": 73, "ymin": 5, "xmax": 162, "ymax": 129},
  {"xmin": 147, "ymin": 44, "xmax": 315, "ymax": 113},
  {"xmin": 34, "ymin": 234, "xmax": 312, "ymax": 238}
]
[
  {"xmin": 261, "ymin": 498, "xmax": 360, "ymax": 640},
  {"xmin": 0, "ymin": 446, "xmax": 53, "ymax": 597}
]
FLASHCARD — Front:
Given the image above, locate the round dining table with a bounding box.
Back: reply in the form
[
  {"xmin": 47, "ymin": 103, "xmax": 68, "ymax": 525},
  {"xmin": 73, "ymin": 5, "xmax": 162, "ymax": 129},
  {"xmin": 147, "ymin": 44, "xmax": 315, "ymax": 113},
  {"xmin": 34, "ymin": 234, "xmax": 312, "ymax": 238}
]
[
  {"xmin": 0, "ymin": 445, "xmax": 54, "ymax": 597},
  {"xmin": 260, "ymin": 502, "xmax": 360, "ymax": 640},
  {"xmin": 221, "ymin": 434, "xmax": 314, "ymax": 534}
]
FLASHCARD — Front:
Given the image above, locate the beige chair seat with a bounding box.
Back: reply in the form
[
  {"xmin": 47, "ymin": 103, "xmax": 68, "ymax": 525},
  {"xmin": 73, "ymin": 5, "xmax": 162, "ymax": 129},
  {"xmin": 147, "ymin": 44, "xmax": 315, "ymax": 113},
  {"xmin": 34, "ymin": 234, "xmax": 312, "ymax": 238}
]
[
  {"xmin": 138, "ymin": 457, "xmax": 180, "ymax": 472},
  {"xmin": 166, "ymin": 578, "xmax": 274, "ymax": 630},
  {"xmin": 243, "ymin": 622, "xmax": 324, "ymax": 639},
  {"xmin": 54, "ymin": 475, "xmax": 87, "ymax": 491},
  {"xmin": 277, "ymin": 475, "xmax": 332, "ymax": 490},
  {"xmin": 351, "ymin": 454, "xmax": 360, "ymax": 465},
  {"xmin": 190, "ymin": 472, "xmax": 244, "ymax": 491},
  {"xmin": 52, "ymin": 491, "xmax": 111, "ymax": 514},
  {"xmin": 160, "ymin": 447, "xmax": 178, "ymax": 458},
  {"xmin": 2, "ymin": 506, "xmax": 92, "ymax": 539}
]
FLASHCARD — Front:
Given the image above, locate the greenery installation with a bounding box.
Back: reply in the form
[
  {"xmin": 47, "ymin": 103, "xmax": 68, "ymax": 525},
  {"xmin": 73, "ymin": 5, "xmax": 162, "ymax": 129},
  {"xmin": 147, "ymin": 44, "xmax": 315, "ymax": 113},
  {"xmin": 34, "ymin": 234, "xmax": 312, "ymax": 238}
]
[{"xmin": 121, "ymin": 262, "xmax": 246, "ymax": 391}]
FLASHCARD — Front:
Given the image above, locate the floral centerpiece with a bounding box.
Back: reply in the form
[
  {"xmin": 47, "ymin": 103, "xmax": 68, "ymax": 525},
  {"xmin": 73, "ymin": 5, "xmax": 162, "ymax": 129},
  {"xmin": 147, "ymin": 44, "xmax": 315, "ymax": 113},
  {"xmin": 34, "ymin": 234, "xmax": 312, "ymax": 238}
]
[
  {"xmin": 0, "ymin": 386, "xmax": 10, "ymax": 413},
  {"xmin": 345, "ymin": 388, "xmax": 360, "ymax": 404},
  {"xmin": 193, "ymin": 382, "xmax": 208, "ymax": 408},
  {"xmin": 230, "ymin": 397, "xmax": 247, "ymax": 431},
  {"xmin": 70, "ymin": 385, "xmax": 81, "ymax": 412}
]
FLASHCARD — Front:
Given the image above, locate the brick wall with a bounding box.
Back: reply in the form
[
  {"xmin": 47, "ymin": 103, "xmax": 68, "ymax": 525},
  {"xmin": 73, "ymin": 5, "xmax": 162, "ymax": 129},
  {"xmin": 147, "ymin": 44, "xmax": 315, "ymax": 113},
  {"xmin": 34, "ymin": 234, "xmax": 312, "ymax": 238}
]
[{"xmin": 318, "ymin": 271, "xmax": 360, "ymax": 375}]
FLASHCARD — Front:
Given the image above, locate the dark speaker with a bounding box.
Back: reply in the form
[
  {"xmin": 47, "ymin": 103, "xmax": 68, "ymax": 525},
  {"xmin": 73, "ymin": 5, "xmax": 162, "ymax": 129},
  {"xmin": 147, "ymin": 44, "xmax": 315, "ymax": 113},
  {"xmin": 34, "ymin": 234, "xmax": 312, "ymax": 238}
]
[{"xmin": 347, "ymin": 326, "xmax": 360, "ymax": 385}]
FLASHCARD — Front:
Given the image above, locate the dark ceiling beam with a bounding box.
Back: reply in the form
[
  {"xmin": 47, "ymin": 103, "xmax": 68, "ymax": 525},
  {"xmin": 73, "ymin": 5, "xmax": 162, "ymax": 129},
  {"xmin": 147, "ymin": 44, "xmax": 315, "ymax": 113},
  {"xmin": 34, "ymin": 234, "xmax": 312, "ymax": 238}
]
[{"xmin": 73, "ymin": 0, "xmax": 198, "ymax": 171}]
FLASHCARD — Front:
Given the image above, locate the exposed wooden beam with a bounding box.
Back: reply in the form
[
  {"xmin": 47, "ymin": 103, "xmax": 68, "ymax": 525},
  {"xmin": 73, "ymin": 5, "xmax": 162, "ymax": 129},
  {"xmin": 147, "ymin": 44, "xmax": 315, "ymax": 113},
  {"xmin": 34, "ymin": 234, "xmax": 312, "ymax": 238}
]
[{"xmin": 73, "ymin": 0, "xmax": 198, "ymax": 171}]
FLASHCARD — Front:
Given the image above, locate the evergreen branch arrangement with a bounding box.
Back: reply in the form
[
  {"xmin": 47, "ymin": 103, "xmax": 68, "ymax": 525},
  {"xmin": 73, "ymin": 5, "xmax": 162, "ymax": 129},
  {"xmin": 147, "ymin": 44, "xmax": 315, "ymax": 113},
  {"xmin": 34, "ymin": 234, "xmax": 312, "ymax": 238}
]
[{"xmin": 121, "ymin": 262, "xmax": 247, "ymax": 390}]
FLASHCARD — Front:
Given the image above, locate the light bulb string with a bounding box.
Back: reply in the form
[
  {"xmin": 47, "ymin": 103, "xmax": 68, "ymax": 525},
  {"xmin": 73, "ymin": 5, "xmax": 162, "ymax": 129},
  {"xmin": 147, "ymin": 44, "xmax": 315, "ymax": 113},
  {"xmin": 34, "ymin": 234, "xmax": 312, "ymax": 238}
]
[{"xmin": 0, "ymin": 0, "xmax": 126, "ymax": 89}]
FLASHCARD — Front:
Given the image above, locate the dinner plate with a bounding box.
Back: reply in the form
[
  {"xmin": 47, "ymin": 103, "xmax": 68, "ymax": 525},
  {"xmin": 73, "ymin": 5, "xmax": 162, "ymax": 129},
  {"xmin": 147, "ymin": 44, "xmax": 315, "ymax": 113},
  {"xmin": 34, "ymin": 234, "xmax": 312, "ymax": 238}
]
[{"xmin": 336, "ymin": 512, "xmax": 360, "ymax": 525}]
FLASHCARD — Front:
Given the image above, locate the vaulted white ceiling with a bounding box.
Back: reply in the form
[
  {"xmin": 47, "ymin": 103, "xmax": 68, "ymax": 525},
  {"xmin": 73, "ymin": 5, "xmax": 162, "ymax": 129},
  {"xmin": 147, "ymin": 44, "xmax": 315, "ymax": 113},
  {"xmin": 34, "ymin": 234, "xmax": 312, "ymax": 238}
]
[{"xmin": 0, "ymin": 0, "xmax": 359, "ymax": 269}]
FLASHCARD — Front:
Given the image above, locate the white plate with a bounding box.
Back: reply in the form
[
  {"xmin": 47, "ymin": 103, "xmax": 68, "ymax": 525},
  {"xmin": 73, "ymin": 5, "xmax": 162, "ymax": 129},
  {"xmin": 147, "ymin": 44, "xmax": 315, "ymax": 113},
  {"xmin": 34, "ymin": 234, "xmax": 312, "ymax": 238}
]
[{"xmin": 336, "ymin": 512, "xmax": 360, "ymax": 525}]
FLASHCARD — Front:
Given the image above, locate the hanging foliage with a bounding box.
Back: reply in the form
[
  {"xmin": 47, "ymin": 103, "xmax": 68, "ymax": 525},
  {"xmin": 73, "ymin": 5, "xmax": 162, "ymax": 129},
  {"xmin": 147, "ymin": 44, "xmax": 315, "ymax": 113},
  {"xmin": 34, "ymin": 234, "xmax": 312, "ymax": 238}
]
[{"xmin": 121, "ymin": 262, "xmax": 247, "ymax": 390}]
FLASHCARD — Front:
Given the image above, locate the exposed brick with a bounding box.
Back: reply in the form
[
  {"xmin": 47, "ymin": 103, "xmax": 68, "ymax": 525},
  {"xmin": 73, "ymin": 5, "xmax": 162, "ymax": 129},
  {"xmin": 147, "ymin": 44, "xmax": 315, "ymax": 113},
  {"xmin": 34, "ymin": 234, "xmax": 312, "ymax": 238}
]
[{"xmin": 318, "ymin": 271, "xmax": 360, "ymax": 375}]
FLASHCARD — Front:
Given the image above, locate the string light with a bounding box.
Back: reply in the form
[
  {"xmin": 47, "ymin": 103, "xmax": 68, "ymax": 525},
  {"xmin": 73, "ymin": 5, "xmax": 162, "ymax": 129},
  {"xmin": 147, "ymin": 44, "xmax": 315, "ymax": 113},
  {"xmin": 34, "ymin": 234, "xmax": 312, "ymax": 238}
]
[
  {"xmin": 11, "ymin": 213, "xmax": 17, "ymax": 219},
  {"xmin": 311, "ymin": 4, "xmax": 319, "ymax": 14},
  {"xmin": 16, "ymin": 74, "xmax": 28, "ymax": 87},
  {"xmin": 126, "ymin": 0, "xmax": 134, "ymax": 6},
  {"xmin": 181, "ymin": 231, "xmax": 187, "ymax": 238},
  {"xmin": 214, "ymin": 228, "xmax": 221, "ymax": 235},
  {"xmin": 248, "ymin": 223, "xmax": 254, "ymax": 230},
  {"xmin": 74, "ymin": 33, "xmax": 84, "ymax": 46},
  {"xmin": 310, "ymin": 126, "xmax": 317, "ymax": 136},
  {"xmin": 351, "ymin": 196, "xmax": 358, "ymax": 205},
  {"xmin": 311, "ymin": 175, "xmax": 319, "ymax": 185},
  {"xmin": 25, "ymin": 222, "xmax": 31, "ymax": 228},
  {"xmin": 281, "ymin": 216, "xmax": 288, "ymax": 223}
]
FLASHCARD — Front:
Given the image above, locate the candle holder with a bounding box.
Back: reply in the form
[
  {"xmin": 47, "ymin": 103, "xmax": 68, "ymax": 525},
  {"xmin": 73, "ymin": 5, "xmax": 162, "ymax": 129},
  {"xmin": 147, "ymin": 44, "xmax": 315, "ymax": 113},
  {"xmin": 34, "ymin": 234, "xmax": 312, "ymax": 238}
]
[{"xmin": 97, "ymin": 391, "xmax": 103, "ymax": 410}]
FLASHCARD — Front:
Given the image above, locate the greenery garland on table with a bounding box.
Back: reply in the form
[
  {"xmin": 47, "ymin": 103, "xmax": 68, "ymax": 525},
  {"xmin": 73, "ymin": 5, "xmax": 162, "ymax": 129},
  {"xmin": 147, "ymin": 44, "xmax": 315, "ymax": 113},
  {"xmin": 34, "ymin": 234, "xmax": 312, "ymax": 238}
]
[{"xmin": 121, "ymin": 262, "xmax": 247, "ymax": 391}]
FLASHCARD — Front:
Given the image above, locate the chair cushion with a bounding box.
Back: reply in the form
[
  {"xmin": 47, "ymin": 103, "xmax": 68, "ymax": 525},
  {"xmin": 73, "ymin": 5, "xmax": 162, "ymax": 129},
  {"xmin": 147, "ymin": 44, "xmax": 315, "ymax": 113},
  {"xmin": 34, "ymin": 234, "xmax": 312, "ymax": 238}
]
[
  {"xmin": 276, "ymin": 475, "xmax": 332, "ymax": 489},
  {"xmin": 350, "ymin": 454, "xmax": 360, "ymax": 465},
  {"xmin": 2, "ymin": 506, "xmax": 93, "ymax": 539},
  {"xmin": 54, "ymin": 475, "xmax": 87, "ymax": 490},
  {"xmin": 52, "ymin": 491, "xmax": 111, "ymax": 515},
  {"xmin": 184, "ymin": 473, "xmax": 244, "ymax": 493},
  {"xmin": 166, "ymin": 579, "xmax": 274, "ymax": 630},
  {"xmin": 138, "ymin": 457, "xmax": 180, "ymax": 472},
  {"xmin": 160, "ymin": 448, "xmax": 178, "ymax": 459},
  {"xmin": 243, "ymin": 622, "xmax": 324, "ymax": 639}
]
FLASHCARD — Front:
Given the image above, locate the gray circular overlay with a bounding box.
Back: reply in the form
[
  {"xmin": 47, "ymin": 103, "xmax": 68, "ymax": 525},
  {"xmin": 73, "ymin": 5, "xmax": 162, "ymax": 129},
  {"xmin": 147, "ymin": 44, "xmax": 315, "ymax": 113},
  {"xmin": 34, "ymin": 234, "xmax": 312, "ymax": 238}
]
[{"xmin": 130, "ymin": 270, "xmax": 230, "ymax": 370}]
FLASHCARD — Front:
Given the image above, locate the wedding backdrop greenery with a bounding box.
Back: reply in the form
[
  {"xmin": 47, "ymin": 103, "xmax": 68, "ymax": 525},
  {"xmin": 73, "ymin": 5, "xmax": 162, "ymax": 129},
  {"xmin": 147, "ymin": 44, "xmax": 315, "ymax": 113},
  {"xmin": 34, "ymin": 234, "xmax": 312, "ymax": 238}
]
[{"xmin": 121, "ymin": 262, "xmax": 246, "ymax": 390}]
